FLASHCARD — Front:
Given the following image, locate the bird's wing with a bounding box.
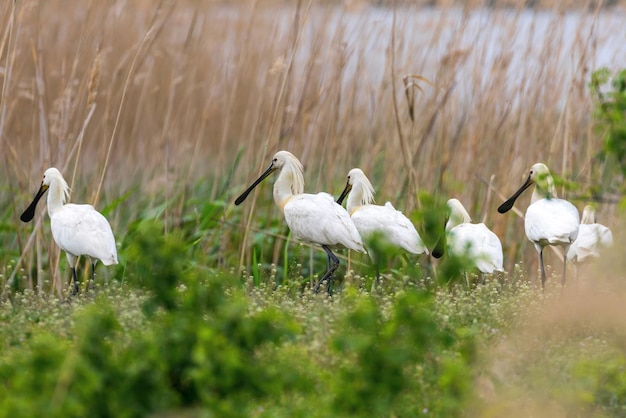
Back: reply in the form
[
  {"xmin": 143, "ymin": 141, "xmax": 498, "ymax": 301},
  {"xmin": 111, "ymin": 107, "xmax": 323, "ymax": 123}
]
[
  {"xmin": 596, "ymin": 223, "xmax": 614, "ymax": 248},
  {"xmin": 567, "ymin": 223, "xmax": 613, "ymax": 263},
  {"xmin": 448, "ymin": 223, "xmax": 503, "ymax": 273},
  {"xmin": 284, "ymin": 193, "xmax": 364, "ymax": 252},
  {"xmin": 525, "ymin": 199, "xmax": 579, "ymax": 246},
  {"xmin": 51, "ymin": 204, "xmax": 118, "ymax": 265},
  {"xmin": 351, "ymin": 203, "xmax": 428, "ymax": 254}
]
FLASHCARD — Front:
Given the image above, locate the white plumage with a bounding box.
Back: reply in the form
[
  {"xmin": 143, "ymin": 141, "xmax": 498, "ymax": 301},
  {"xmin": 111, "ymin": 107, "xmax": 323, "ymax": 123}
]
[
  {"xmin": 446, "ymin": 198, "xmax": 503, "ymax": 274},
  {"xmin": 20, "ymin": 167, "xmax": 118, "ymax": 294},
  {"xmin": 566, "ymin": 205, "xmax": 613, "ymax": 264},
  {"xmin": 336, "ymin": 168, "xmax": 428, "ymax": 281},
  {"xmin": 235, "ymin": 151, "xmax": 364, "ymax": 293},
  {"xmin": 498, "ymin": 163, "xmax": 579, "ymax": 288},
  {"xmin": 351, "ymin": 202, "xmax": 427, "ymax": 254},
  {"xmin": 282, "ymin": 192, "xmax": 364, "ymax": 251}
]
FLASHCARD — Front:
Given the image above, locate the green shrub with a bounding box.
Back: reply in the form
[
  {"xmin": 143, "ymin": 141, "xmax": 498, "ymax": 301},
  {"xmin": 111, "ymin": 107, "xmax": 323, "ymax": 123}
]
[
  {"xmin": 590, "ymin": 68, "xmax": 626, "ymax": 195},
  {"xmin": 575, "ymin": 353, "xmax": 626, "ymax": 416},
  {"xmin": 330, "ymin": 288, "xmax": 476, "ymax": 417}
]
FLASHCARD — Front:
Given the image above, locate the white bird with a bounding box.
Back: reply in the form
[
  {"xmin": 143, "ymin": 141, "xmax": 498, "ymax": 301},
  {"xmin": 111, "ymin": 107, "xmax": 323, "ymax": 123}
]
[
  {"xmin": 498, "ymin": 163, "xmax": 579, "ymax": 288},
  {"xmin": 235, "ymin": 151, "xmax": 364, "ymax": 294},
  {"xmin": 445, "ymin": 198, "xmax": 503, "ymax": 274},
  {"xmin": 20, "ymin": 167, "xmax": 118, "ymax": 295},
  {"xmin": 336, "ymin": 168, "xmax": 428, "ymax": 282},
  {"xmin": 566, "ymin": 205, "xmax": 613, "ymax": 264}
]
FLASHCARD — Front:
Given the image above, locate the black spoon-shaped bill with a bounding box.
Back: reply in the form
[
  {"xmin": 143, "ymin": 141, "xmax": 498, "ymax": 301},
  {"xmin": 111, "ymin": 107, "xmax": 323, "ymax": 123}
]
[
  {"xmin": 20, "ymin": 183, "xmax": 48, "ymax": 222},
  {"xmin": 497, "ymin": 175, "xmax": 533, "ymax": 214},
  {"xmin": 431, "ymin": 235, "xmax": 446, "ymax": 259},
  {"xmin": 234, "ymin": 163, "xmax": 276, "ymax": 205},
  {"xmin": 335, "ymin": 181, "xmax": 352, "ymax": 206}
]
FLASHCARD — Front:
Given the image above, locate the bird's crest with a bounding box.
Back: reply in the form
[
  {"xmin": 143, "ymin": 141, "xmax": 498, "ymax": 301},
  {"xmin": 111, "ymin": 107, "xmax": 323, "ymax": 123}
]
[
  {"xmin": 45, "ymin": 167, "xmax": 71, "ymax": 205},
  {"xmin": 59, "ymin": 175, "xmax": 71, "ymax": 205},
  {"xmin": 349, "ymin": 168, "xmax": 375, "ymax": 206},
  {"xmin": 283, "ymin": 153, "xmax": 304, "ymax": 196}
]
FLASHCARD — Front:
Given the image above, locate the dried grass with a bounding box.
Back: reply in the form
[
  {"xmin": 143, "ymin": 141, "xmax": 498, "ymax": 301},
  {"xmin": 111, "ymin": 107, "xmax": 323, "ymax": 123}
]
[{"xmin": 1, "ymin": 0, "xmax": 624, "ymax": 286}]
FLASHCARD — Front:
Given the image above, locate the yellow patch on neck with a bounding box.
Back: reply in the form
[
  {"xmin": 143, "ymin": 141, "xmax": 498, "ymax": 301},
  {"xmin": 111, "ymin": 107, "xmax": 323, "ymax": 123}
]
[
  {"xmin": 349, "ymin": 206, "xmax": 362, "ymax": 216},
  {"xmin": 278, "ymin": 196, "xmax": 293, "ymax": 213}
]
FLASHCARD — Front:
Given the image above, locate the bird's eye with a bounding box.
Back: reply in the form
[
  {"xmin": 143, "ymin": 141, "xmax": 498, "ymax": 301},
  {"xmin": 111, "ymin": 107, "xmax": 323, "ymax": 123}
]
[{"xmin": 273, "ymin": 158, "xmax": 278, "ymax": 162}]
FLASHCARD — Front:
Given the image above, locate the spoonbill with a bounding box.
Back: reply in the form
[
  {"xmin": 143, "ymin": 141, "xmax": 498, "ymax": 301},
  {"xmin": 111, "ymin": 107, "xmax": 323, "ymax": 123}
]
[
  {"xmin": 20, "ymin": 167, "xmax": 118, "ymax": 295},
  {"xmin": 445, "ymin": 198, "xmax": 503, "ymax": 274},
  {"xmin": 566, "ymin": 205, "xmax": 613, "ymax": 264},
  {"xmin": 336, "ymin": 168, "xmax": 428, "ymax": 282},
  {"xmin": 234, "ymin": 151, "xmax": 364, "ymax": 294},
  {"xmin": 498, "ymin": 163, "xmax": 579, "ymax": 288}
]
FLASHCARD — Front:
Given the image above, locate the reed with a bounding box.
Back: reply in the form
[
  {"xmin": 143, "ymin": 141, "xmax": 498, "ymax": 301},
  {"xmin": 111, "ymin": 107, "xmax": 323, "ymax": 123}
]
[{"xmin": 0, "ymin": 0, "xmax": 622, "ymax": 290}]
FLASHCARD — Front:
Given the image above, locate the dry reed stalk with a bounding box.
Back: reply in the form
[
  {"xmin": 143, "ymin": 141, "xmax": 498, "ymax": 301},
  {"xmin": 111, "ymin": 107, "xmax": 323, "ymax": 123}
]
[
  {"xmin": 93, "ymin": 0, "xmax": 174, "ymax": 207},
  {"xmin": 237, "ymin": 0, "xmax": 313, "ymax": 272},
  {"xmin": 71, "ymin": 47, "xmax": 101, "ymax": 194},
  {"xmin": 0, "ymin": 0, "xmax": 19, "ymax": 159},
  {"xmin": 0, "ymin": 1, "xmax": 621, "ymax": 287}
]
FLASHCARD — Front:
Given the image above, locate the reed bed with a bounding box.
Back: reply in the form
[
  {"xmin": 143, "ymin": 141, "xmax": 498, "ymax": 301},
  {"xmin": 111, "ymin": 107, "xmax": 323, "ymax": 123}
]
[
  {"xmin": 1, "ymin": 1, "xmax": 626, "ymax": 415},
  {"xmin": 0, "ymin": 0, "xmax": 624, "ymax": 289}
]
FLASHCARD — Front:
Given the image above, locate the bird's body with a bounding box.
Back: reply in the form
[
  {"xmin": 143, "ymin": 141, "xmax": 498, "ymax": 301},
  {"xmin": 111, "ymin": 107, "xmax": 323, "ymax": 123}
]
[
  {"xmin": 446, "ymin": 198, "xmax": 503, "ymax": 274},
  {"xmin": 566, "ymin": 205, "xmax": 613, "ymax": 264},
  {"xmin": 525, "ymin": 198, "xmax": 580, "ymax": 252},
  {"xmin": 498, "ymin": 163, "xmax": 579, "ymax": 288},
  {"xmin": 337, "ymin": 168, "xmax": 427, "ymax": 282},
  {"xmin": 283, "ymin": 192, "xmax": 363, "ymax": 251},
  {"xmin": 350, "ymin": 202, "xmax": 427, "ymax": 254},
  {"xmin": 235, "ymin": 151, "xmax": 364, "ymax": 293},
  {"xmin": 50, "ymin": 204, "xmax": 119, "ymax": 267},
  {"xmin": 20, "ymin": 167, "xmax": 118, "ymax": 294}
]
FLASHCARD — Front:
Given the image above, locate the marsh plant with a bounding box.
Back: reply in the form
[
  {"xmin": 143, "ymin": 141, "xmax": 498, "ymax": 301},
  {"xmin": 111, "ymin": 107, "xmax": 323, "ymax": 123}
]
[{"xmin": 1, "ymin": 1, "xmax": 626, "ymax": 416}]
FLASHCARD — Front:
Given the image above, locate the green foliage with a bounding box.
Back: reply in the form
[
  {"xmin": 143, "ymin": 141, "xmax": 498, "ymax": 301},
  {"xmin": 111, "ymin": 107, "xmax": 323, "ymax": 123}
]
[
  {"xmin": 361, "ymin": 230, "xmax": 426, "ymax": 285},
  {"xmin": 416, "ymin": 191, "xmax": 448, "ymax": 254},
  {"xmin": 330, "ymin": 288, "xmax": 475, "ymax": 417},
  {"xmin": 121, "ymin": 218, "xmax": 188, "ymax": 312},
  {"xmin": 436, "ymin": 246, "xmax": 475, "ymax": 285},
  {"xmin": 2, "ymin": 209, "xmax": 625, "ymax": 417},
  {"xmin": 575, "ymin": 353, "xmax": 626, "ymax": 416},
  {"xmin": 0, "ymin": 301, "xmax": 174, "ymax": 418},
  {"xmin": 590, "ymin": 68, "xmax": 626, "ymax": 194},
  {"xmin": 0, "ymin": 219, "xmax": 303, "ymax": 417}
]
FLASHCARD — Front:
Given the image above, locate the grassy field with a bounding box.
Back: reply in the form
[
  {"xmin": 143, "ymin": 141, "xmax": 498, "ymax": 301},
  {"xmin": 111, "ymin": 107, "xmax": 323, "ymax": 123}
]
[{"xmin": 1, "ymin": 0, "xmax": 625, "ymax": 416}]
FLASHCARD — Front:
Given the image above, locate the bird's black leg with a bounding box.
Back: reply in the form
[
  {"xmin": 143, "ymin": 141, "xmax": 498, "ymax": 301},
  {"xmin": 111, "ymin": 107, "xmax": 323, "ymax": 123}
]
[
  {"xmin": 314, "ymin": 246, "xmax": 340, "ymax": 294},
  {"xmin": 88, "ymin": 261, "xmax": 96, "ymax": 291},
  {"xmin": 70, "ymin": 267, "xmax": 79, "ymax": 296},
  {"xmin": 539, "ymin": 248, "xmax": 546, "ymax": 290}
]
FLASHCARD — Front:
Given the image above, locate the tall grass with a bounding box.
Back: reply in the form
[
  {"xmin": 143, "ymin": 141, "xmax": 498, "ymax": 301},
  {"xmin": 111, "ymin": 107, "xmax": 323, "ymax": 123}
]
[{"xmin": 0, "ymin": 0, "xmax": 623, "ymax": 291}]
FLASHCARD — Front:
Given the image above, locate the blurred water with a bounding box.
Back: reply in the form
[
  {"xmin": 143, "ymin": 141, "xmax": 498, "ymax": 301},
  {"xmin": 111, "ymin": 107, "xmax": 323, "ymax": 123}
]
[
  {"xmin": 206, "ymin": 5, "xmax": 626, "ymax": 105},
  {"xmin": 343, "ymin": 7, "xmax": 625, "ymax": 100}
]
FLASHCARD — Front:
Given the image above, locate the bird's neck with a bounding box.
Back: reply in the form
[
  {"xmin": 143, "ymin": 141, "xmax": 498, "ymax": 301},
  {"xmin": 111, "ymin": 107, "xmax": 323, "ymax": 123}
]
[
  {"xmin": 446, "ymin": 207, "xmax": 471, "ymax": 231},
  {"xmin": 273, "ymin": 170, "xmax": 295, "ymax": 212},
  {"xmin": 46, "ymin": 182, "xmax": 67, "ymax": 217},
  {"xmin": 346, "ymin": 183, "xmax": 374, "ymax": 213},
  {"xmin": 531, "ymin": 177, "xmax": 557, "ymax": 203},
  {"xmin": 581, "ymin": 209, "xmax": 595, "ymax": 224},
  {"xmin": 346, "ymin": 191, "xmax": 361, "ymax": 214}
]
